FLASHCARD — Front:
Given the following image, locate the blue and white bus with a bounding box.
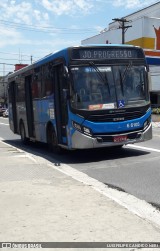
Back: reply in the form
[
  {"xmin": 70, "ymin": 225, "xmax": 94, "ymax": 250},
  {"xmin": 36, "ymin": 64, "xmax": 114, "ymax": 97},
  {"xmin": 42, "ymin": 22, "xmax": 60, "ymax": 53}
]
[{"xmin": 8, "ymin": 45, "xmax": 152, "ymax": 152}]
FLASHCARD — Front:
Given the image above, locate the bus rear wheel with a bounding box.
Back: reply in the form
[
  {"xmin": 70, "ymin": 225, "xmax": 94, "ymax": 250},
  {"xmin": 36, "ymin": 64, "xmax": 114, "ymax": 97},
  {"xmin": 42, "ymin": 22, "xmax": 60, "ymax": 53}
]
[
  {"xmin": 19, "ymin": 121, "xmax": 28, "ymax": 144},
  {"xmin": 47, "ymin": 126, "xmax": 62, "ymax": 154}
]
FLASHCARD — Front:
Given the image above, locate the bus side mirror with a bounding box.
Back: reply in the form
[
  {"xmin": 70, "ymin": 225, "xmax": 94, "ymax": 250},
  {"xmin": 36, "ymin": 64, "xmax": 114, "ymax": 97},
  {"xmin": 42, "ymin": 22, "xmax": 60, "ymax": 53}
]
[
  {"xmin": 63, "ymin": 66, "xmax": 70, "ymax": 89},
  {"xmin": 63, "ymin": 66, "xmax": 69, "ymax": 78},
  {"xmin": 148, "ymin": 71, "xmax": 152, "ymax": 92}
]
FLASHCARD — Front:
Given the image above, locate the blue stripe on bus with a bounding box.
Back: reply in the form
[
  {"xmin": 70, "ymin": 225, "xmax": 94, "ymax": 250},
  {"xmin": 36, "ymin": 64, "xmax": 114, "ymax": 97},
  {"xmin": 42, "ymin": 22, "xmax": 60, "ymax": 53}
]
[{"xmin": 146, "ymin": 57, "xmax": 160, "ymax": 65}]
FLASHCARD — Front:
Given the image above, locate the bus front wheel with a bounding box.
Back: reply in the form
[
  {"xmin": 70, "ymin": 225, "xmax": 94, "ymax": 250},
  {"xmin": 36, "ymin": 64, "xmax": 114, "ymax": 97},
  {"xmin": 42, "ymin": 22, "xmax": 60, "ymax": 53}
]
[{"xmin": 47, "ymin": 126, "xmax": 62, "ymax": 154}]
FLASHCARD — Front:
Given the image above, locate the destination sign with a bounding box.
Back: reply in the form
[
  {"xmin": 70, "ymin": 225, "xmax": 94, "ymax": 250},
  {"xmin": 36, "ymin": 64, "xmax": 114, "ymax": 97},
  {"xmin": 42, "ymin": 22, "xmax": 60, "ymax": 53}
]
[{"xmin": 72, "ymin": 48, "xmax": 143, "ymax": 60}]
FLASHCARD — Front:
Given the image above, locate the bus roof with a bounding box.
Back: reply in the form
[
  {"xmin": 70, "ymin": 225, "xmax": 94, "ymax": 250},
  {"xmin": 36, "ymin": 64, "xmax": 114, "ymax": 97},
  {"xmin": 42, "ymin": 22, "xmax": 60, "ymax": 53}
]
[{"xmin": 8, "ymin": 44, "xmax": 141, "ymax": 79}]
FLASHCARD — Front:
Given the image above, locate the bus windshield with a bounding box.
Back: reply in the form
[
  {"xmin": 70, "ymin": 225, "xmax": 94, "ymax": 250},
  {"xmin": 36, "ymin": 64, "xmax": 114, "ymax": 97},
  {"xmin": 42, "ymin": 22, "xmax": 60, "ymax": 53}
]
[{"xmin": 70, "ymin": 64, "xmax": 149, "ymax": 110}]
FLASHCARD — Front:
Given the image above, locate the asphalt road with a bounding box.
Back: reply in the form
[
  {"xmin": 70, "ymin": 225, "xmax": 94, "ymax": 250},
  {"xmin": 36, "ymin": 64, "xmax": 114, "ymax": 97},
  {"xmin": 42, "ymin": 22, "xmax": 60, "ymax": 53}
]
[{"xmin": 0, "ymin": 117, "xmax": 160, "ymax": 208}]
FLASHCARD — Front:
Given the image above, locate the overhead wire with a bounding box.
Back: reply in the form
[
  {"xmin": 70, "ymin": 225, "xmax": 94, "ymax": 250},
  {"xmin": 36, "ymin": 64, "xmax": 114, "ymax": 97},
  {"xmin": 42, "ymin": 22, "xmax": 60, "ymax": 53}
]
[
  {"xmin": 0, "ymin": 57, "xmax": 31, "ymax": 61},
  {"xmin": 0, "ymin": 19, "xmax": 96, "ymax": 34},
  {"xmin": 0, "ymin": 51, "xmax": 39, "ymax": 59},
  {"xmin": 0, "ymin": 19, "xmax": 98, "ymax": 75}
]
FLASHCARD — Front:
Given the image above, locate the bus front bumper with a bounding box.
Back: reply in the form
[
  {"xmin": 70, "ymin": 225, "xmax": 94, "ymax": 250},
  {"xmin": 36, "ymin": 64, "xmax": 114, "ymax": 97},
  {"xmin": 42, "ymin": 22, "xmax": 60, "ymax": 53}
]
[{"xmin": 71, "ymin": 123, "xmax": 152, "ymax": 149}]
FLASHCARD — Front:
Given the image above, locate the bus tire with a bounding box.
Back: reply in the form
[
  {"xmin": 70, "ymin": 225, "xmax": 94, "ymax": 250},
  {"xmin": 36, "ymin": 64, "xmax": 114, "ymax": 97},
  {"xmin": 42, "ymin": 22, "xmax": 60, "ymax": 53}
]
[
  {"xmin": 47, "ymin": 126, "xmax": 62, "ymax": 154},
  {"xmin": 19, "ymin": 121, "xmax": 28, "ymax": 144}
]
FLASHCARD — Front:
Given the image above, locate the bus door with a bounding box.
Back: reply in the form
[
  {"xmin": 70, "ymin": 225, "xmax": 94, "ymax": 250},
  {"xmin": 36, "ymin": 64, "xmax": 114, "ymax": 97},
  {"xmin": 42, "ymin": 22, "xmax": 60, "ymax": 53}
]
[
  {"xmin": 8, "ymin": 81, "xmax": 18, "ymax": 133},
  {"xmin": 25, "ymin": 75, "xmax": 35, "ymax": 137},
  {"xmin": 54, "ymin": 64, "xmax": 68, "ymax": 145}
]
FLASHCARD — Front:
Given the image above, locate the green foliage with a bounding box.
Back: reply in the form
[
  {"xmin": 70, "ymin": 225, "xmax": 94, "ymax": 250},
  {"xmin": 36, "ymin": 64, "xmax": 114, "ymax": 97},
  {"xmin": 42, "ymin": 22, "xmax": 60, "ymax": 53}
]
[{"xmin": 152, "ymin": 107, "xmax": 160, "ymax": 114}]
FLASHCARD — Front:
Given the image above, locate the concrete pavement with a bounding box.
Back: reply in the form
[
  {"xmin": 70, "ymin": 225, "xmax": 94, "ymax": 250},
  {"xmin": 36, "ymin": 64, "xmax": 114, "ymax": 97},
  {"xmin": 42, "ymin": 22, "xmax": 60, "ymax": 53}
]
[
  {"xmin": 0, "ymin": 139, "xmax": 160, "ymax": 251},
  {"xmin": 152, "ymin": 122, "xmax": 160, "ymax": 128}
]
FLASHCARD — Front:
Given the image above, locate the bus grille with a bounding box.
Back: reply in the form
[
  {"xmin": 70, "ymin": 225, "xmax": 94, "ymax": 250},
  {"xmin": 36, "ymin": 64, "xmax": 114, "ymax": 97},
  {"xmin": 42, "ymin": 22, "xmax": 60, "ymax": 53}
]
[{"xmin": 88, "ymin": 110, "xmax": 144, "ymax": 122}]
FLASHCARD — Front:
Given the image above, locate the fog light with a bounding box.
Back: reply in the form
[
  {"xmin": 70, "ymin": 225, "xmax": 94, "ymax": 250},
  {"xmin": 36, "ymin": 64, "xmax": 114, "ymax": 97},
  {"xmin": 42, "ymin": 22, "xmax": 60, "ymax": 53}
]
[{"xmin": 83, "ymin": 127, "xmax": 90, "ymax": 134}]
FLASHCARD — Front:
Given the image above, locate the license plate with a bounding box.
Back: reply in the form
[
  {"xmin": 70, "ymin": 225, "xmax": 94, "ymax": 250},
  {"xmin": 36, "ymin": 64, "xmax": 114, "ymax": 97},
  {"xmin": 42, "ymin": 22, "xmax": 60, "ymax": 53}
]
[{"xmin": 113, "ymin": 135, "xmax": 127, "ymax": 143}]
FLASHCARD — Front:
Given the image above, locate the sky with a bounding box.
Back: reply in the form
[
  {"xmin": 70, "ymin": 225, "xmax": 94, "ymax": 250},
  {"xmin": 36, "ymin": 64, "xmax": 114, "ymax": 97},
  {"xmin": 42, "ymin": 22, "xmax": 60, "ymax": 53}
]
[{"xmin": 0, "ymin": 0, "xmax": 159, "ymax": 75}]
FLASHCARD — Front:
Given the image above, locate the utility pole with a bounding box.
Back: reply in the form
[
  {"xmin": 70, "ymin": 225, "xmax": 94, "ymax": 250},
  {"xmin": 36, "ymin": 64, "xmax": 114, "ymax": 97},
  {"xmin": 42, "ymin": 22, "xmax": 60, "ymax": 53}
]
[{"xmin": 112, "ymin": 18, "xmax": 132, "ymax": 44}]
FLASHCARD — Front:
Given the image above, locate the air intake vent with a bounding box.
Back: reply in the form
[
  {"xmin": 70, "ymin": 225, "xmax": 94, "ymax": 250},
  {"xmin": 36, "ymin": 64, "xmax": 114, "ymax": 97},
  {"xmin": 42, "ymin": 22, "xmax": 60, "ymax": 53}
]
[{"xmin": 88, "ymin": 110, "xmax": 144, "ymax": 122}]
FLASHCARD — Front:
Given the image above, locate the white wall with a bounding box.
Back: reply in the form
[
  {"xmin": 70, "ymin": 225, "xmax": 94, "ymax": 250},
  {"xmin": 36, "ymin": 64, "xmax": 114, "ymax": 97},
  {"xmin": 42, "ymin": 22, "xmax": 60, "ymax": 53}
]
[
  {"xmin": 81, "ymin": 3, "xmax": 160, "ymax": 95},
  {"xmin": 150, "ymin": 66, "xmax": 160, "ymax": 91},
  {"xmin": 82, "ymin": 16, "xmax": 160, "ymax": 46}
]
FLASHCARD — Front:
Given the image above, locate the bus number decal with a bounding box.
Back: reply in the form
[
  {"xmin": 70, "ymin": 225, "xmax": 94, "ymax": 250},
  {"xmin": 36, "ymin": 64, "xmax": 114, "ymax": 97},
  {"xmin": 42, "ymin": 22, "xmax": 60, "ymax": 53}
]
[{"xmin": 127, "ymin": 122, "xmax": 140, "ymax": 128}]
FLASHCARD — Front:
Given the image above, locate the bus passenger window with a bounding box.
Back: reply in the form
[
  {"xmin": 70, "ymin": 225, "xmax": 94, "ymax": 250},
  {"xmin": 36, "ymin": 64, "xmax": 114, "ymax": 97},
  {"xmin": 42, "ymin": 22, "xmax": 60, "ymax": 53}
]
[
  {"xmin": 41, "ymin": 64, "xmax": 54, "ymax": 98},
  {"xmin": 32, "ymin": 79, "xmax": 41, "ymax": 99},
  {"xmin": 16, "ymin": 77, "xmax": 25, "ymax": 102},
  {"xmin": 45, "ymin": 79, "xmax": 54, "ymax": 97}
]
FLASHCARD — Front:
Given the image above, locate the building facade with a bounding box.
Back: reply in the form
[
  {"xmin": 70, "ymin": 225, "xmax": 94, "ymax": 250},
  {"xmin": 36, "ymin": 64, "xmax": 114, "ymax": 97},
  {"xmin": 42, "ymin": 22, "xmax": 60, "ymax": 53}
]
[
  {"xmin": 0, "ymin": 74, "xmax": 9, "ymax": 107},
  {"xmin": 0, "ymin": 64, "xmax": 28, "ymax": 107},
  {"xmin": 82, "ymin": 2, "xmax": 160, "ymax": 106}
]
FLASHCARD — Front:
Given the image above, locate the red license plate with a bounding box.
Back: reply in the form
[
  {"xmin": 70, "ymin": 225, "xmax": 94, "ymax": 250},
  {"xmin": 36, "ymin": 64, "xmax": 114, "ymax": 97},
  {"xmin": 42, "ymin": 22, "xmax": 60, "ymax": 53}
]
[{"xmin": 113, "ymin": 135, "xmax": 127, "ymax": 143}]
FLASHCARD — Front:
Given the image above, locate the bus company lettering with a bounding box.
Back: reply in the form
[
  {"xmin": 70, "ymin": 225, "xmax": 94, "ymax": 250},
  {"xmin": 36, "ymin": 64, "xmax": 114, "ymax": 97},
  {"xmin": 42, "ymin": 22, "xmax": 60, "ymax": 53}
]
[{"xmin": 81, "ymin": 50, "xmax": 133, "ymax": 59}]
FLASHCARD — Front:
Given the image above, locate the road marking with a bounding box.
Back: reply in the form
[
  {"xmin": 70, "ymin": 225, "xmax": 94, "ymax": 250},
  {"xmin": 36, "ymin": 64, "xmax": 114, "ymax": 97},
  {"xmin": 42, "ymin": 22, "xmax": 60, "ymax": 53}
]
[
  {"xmin": 127, "ymin": 144, "xmax": 160, "ymax": 153},
  {"xmin": 0, "ymin": 122, "xmax": 9, "ymax": 126}
]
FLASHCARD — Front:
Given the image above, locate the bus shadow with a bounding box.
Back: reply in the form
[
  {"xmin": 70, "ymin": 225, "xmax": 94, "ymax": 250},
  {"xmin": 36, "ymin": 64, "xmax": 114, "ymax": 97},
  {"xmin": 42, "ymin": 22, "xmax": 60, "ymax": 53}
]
[
  {"xmin": 4, "ymin": 139, "xmax": 150, "ymax": 165},
  {"xmin": 57, "ymin": 146, "xmax": 150, "ymax": 164}
]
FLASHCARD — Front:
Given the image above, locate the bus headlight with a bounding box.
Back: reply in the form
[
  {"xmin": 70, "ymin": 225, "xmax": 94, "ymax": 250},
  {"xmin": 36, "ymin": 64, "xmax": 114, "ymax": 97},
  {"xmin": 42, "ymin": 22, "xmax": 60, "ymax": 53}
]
[
  {"xmin": 82, "ymin": 126, "xmax": 92, "ymax": 136},
  {"xmin": 72, "ymin": 121, "xmax": 92, "ymax": 136}
]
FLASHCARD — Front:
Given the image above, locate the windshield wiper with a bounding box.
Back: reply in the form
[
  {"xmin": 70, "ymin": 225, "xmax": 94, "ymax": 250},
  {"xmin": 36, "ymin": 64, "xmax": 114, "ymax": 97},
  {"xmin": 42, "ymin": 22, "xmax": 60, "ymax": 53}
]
[
  {"xmin": 104, "ymin": 71, "xmax": 111, "ymax": 95},
  {"xmin": 122, "ymin": 61, "xmax": 132, "ymax": 82},
  {"xmin": 89, "ymin": 61, "xmax": 111, "ymax": 95}
]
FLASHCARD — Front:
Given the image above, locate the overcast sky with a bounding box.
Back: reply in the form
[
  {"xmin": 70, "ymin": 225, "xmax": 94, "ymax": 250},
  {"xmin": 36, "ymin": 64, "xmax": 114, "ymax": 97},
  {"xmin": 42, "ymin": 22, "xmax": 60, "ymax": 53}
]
[{"xmin": 0, "ymin": 0, "xmax": 158, "ymax": 74}]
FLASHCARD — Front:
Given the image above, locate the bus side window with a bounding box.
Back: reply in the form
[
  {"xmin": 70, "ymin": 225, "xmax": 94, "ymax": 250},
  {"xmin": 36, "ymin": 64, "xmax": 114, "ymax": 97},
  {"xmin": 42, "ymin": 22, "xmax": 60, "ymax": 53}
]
[
  {"xmin": 32, "ymin": 78, "xmax": 41, "ymax": 99},
  {"xmin": 16, "ymin": 76, "xmax": 25, "ymax": 102},
  {"xmin": 45, "ymin": 79, "xmax": 54, "ymax": 97},
  {"xmin": 42, "ymin": 63, "xmax": 54, "ymax": 98}
]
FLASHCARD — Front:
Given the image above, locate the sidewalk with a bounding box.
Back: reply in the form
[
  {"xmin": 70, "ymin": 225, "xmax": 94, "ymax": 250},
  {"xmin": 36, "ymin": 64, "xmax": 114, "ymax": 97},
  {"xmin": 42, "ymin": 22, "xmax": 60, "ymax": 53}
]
[
  {"xmin": 0, "ymin": 140, "xmax": 160, "ymax": 250},
  {"xmin": 152, "ymin": 121, "xmax": 160, "ymax": 128}
]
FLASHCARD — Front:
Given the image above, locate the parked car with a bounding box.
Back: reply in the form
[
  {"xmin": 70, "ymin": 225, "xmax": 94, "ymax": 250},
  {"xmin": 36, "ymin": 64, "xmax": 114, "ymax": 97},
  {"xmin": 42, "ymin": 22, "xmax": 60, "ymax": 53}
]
[
  {"xmin": 0, "ymin": 107, "xmax": 6, "ymax": 116},
  {"xmin": 3, "ymin": 109, "xmax": 8, "ymax": 118}
]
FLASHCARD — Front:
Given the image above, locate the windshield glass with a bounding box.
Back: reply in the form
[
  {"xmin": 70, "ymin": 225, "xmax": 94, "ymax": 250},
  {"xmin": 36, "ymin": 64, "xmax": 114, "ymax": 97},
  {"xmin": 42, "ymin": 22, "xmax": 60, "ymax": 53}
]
[{"xmin": 70, "ymin": 64, "xmax": 148, "ymax": 110}]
